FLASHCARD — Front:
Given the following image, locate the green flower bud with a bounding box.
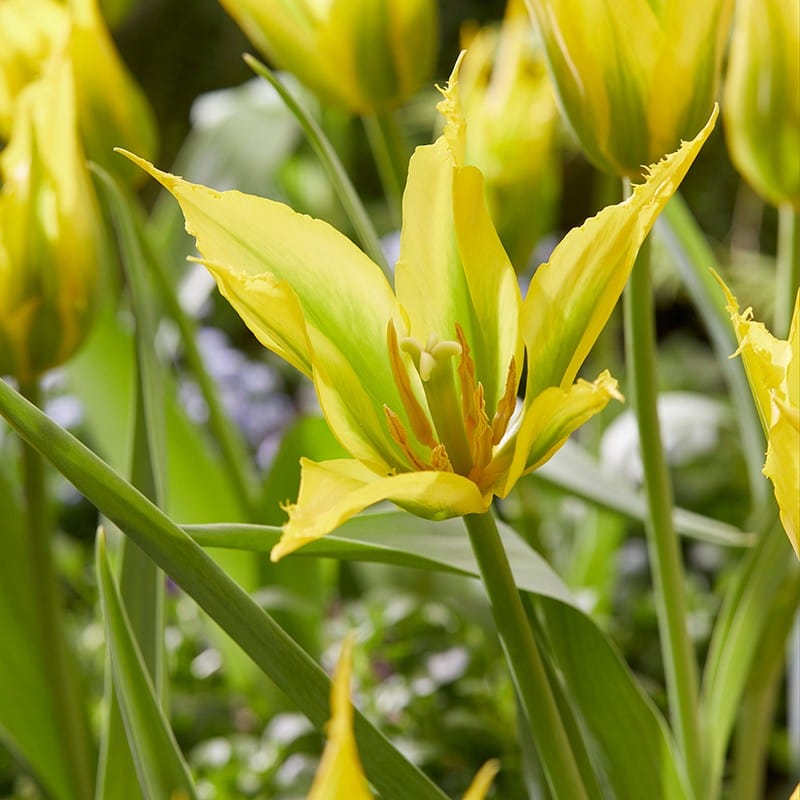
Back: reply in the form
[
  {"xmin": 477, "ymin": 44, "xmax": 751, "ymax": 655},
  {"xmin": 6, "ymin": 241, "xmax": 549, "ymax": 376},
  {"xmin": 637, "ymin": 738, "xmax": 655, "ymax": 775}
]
[
  {"xmin": 724, "ymin": 0, "xmax": 800, "ymax": 208},
  {"xmin": 0, "ymin": 58, "xmax": 102, "ymax": 381},
  {"xmin": 219, "ymin": 0, "xmax": 439, "ymax": 113},
  {"xmin": 527, "ymin": 0, "xmax": 732, "ymax": 177}
]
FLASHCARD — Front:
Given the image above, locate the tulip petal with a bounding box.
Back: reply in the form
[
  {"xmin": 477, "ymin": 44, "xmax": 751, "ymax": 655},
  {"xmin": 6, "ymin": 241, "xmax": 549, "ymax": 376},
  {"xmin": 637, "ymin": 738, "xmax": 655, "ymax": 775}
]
[
  {"xmin": 122, "ymin": 153, "xmax": 418, "ymax": 471},
  {"xmin": 499, "ymin": 371, "xmax": 622, "ymax": 496},
  {"xmin": 272, "ymin": 458, "xmax": 488, "ymax": 561},
  {"xmin": 717, "ymin": 276, "xmax": 794, "ymax": 433},
  {"xmin": 308, "ymin": 637, "xmax": 374, "ymax": 800},
  {"xmin": 763, "ymin": 395, "xmax": 799, "ymax": 556},
  {"xmin": 396, "ymin": 60, "xmax": 521, "ymax": 414},
  {"xmin": 462, "ymin": 759, "xmax": 500, "ymax": 800},
  {"xmin": 522, "ymin": 109, "xmax": 716, "ymax": 403}
]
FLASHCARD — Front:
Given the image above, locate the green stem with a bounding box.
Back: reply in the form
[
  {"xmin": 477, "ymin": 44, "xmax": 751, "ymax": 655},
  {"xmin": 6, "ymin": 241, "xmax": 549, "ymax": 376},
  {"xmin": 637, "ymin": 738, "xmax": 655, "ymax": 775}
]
[
  {"xmin": 622, "ymin": 235, "xmax": 702, "ymax": 796},
  {"xmin": 19, "ymin": 380, "xmax": 93, "ymax": 800},
  {"xmin": 659, "ymin": 194, "xmax": 767, "ymax": 512},
  {"xmin": 463, "ymin": 510, "xmax": 589, "ymax": 800},
  {"xmin": 244, "ymin": 55, "xmax": 391, "ymax": 279},
  {"xmin": 776, "ymin": 204, "xmax": 800, "ymax": 338},
  {"xmin": 363, "ymin": 110, "xmax": 407, "ymax": 229}
]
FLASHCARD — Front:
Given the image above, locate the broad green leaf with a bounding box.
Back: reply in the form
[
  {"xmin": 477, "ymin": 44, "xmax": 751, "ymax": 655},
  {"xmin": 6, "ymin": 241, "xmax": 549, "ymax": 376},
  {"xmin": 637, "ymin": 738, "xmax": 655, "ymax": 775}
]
[
  {"xmin": 535, "ymin": 597, "xmax": 690, "ymax": 799},
  {"xmin": 95, "ymin": 530, "xmax": 197, "ymax": 800},
  {"xmin": 187, "ymin": 513, "xmax": 688, "ymax": 799},
  {"xmin": 0, "ymin": 377, "xmax": 449, "ymax": 800},
  {"xmin": 0, "ymin": 469, "xmax": 79, "ymax": 800}
]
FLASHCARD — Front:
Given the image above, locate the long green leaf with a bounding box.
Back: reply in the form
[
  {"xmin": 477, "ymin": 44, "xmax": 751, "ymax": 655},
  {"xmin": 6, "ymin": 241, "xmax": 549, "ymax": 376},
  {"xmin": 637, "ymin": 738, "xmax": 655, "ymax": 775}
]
[
  {"xmin": 92, "ymin": 164, "xmax": 167, "ymax": 800},
  {"xmin": 0, "ymin": 378, "xmax": 449, "ymax": 800},
  {"xmin": 96, "ymin": 530, "xmax": 197, "ymax": 799},
  {"xmin": 699, "ymin": 525, "xmax": 799, "ymax": 798},
  {"xmin": 536, "ymin": 441, "xmax": 754, "ymax": 548},
  {"xmin": 657, "ymin": 195, "xmax": 767, "ymax": 512}
]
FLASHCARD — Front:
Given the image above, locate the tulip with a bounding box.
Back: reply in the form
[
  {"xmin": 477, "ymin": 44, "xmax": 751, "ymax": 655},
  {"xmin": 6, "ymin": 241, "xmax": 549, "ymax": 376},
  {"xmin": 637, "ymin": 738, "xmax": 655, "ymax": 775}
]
[
  {"xmin": 123, "ymin": 57, "xmax": 714, "ymax": 561},
  {"xmin": 526, "ymin": 0, "xmax": 731, "ymax": 176},
  {"xmin": 0, "ymin": 0, "xmax": 157, "ymax": 183},
  {"xmin": 218, "ymin": 0, "xmax": 438, "ymax": 113},
  {"xmin": 723, "ymin": 0, "xmax": 800, "ymax": 209},
  {"xmin": 309, "ymin": 636, "xmax": 498, "ymax": 799},
  {"xmin": 459, "ymin": 0, "xmax": 560, "ymax": 271},
  {"xmin": 0, "ymin": 58, "xmax": 102, "ymax": 382},
  {"xmin": 717, "ymin": 275, "xmax": 799, "ymax": 555}
]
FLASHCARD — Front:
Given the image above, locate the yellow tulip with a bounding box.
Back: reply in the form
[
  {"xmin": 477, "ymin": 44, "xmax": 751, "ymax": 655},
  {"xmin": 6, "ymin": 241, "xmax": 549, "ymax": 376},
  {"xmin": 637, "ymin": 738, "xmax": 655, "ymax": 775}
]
[
  {"xmin": 526, "ymin": 0, "xmax": 731, "ymax": 177},
  {"xmin": 309, "ymin": 637, "xmax": 499, "ymax": 799},
  {"xmin": 723, "ymin": 0, "xmax": 800, "ymax": 209},
  {"xmin": 459, "ymin": 0, "xmax": 560, "ymax": 271},
  {"xmin": 218, "ymin": 0, "xmax": 438, "ymax": 113},
  {"xmin": 0, "ymin": 0, "xmax": 157, "ymax": 183},
  {"xmin": 124, "ymin": 57, "xmax": 714, "ymax": 561},
  {"xmin": 0, "ymin": 58, "xmax": 102, "ymax": 382},
  {"xmin": 717, "ymin": 274, "xmax": 799, "ymax": 555}
]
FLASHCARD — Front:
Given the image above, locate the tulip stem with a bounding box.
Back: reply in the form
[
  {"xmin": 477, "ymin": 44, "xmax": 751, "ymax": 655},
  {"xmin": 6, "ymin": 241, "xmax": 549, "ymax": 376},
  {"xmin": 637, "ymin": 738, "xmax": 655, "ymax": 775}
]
[
  {"xmin": 622, "ymin": 233, "xmax": 703, "ymax": 795},
  {"xmin": 19, "ymin": 379, "xmax": 93, "ymax": 800},
  {"xmin": 463, "ymin": 510, "xmax": 589, "ymax": 800},
  {"xmin": 363, "ymin": 110, "xmax": 407, "ymax": 229},
  {"xmin": 776, "ymin": 204, "xmax": 800, "ymax": 338}
]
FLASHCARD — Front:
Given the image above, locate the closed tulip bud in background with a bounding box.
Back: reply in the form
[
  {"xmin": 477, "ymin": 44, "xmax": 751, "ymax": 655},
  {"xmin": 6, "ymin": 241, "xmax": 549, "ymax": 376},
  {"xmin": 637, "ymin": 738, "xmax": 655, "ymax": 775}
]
[
  {"xmin": 0, "ymin": 0, "xmax": 158, "ymax": 184},
  {"xmin": 218, "ymin": 0, "xmax": 438, "ymax": 114},
  {"xmin": 459, "ymin": 0, "xmax": 560, "ymax": 272},
  {"xmin": 0, "ymin": 59, "xmax": 102, "ymax": 382},
  {"xmin": 526, "ymin": 0, "xmax": 731, "ymax": 177},
  {"xmin": 723, "ymin": 0, "xmax": 800, "ymax": 209}
]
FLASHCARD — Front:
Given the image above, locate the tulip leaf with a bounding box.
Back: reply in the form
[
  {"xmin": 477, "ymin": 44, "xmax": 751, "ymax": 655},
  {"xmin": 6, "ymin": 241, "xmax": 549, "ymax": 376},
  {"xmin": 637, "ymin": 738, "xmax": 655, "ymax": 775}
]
[
  {"xmin": 699, "ymin": 524, "xmax": 799, "ymax": 797},
  {"xmin": 535, "ymin": 440, "xmax": 754, "ymax": 547},
  {"xmin": 0, "ymin": 378, "xmax": 450, "ymax": 800},
  {"xmin": 91, "ymin": 164, "xmax": 167, "ymax": 800},
  {"xmin": 95, "ymin": 530, "xmax": 197, "ymax": 800},
  {"xmin": 0, "ymin": 468, "xmax": 79, "ymax": 800},
  {"xmin": 185, "ymin": 515, "xmax": 688, "ymax": 799}
]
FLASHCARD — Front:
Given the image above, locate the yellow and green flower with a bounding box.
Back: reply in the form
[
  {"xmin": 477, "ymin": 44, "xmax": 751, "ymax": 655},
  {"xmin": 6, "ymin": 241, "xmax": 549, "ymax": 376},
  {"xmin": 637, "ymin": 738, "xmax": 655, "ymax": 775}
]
[
  {"xmin": 218, "ymin": 0, "xmax": 438, "ymax": 114},
  {"xmin": 0, "ymin": 0, "xmax": 157, "ymax": 183},
  {"xmin": 0, "ymin": 57, "xmax": 102, "ymax": 382},
  {"xmin": 527, "ymin": 0, "xmax": 731, "ymax": 176},
  {"xmin": 723, "ymin": 0, "xmax": 800, "ymax": 209},
  {"xmin": 717, "ymin": 275, "xmax": 799, "ymax": 555},
  {"xmin": 125, "ymin": 57, "xmax": 714, "ymax": 561},
  {"xmin": 459, "ymin": 0, "xmax": 560, "ymax": 271}
]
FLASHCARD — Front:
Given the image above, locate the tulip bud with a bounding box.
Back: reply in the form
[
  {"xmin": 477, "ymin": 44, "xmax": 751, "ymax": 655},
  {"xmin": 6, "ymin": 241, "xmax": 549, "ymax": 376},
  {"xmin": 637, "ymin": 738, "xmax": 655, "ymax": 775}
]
[
  {"xmin": 219, "ymin": 0, "xmax": 439, "ymax": 113},
  {"xmin": 0, "ymin": 59, "xmax": 102, "ymax": 382},
  {"xmin": 459, "ymin": 0, "xmax": 560, "ymax": 271},
  {"xmin": 527, "ymin": 0, "xmax": 732, "ymax": 177},
  {"xmin": 0, "ymin": 0, "xmax": 158, "ymax": 184},
  {"xmin": 723, "ymin": 0, "xmax": 800, "ymax": 209}
]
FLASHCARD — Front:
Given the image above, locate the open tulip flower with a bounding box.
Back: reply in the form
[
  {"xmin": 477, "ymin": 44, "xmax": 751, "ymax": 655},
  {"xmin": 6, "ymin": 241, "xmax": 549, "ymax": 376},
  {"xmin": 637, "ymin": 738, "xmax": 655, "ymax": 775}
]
[
  {"xmin": 309, "ymin": 637, "xmax": 498, "ymax": 800},
  {"xmin": 526, "ymin": 0, "xmax": 730, "ymax": 177},
  {"xmin": 124, "ymin": 56, "xmax": 714, "ymax": 562},
  {"xmin": 717, "ymin": 276, "xmax": 799, "ymax": 556}
]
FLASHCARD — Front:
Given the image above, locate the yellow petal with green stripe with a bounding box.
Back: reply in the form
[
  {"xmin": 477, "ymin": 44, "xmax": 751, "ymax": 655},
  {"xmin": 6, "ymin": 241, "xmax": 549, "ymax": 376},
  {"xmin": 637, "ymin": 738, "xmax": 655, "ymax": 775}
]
[
  {"xmin": 522, "ymin": 108, "xmax": 716, "ymax": 403},
  {"xmin": 273, "ymin": 458, "xmax": 488, "ymax": 561}
]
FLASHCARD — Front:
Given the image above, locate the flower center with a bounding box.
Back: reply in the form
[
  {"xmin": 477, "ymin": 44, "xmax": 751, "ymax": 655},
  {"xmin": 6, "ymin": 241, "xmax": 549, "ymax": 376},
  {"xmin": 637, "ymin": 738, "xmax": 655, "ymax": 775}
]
[{"xmin": 400, "ymin": 332, "xmax": 474, "ymax": 475}]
